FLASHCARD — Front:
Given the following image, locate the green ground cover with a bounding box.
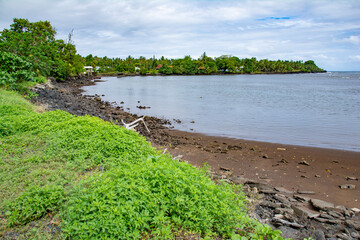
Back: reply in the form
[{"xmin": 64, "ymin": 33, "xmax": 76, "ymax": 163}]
[{"xmin": 0, "ymin": 89, "xmax": 283, "ymax": 239}]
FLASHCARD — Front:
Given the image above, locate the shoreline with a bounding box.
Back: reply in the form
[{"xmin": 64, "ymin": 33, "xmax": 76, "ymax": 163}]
[
  {"xmin": 31, "ymin": 77, "xmax": 360, "ymax": 239},
  {"xmin": 87, "ymin": 74, "xmax": 359, "ymax": 153},
  {"xmin": 163, "ymin": 129, "xmax": 360, "ymax": 208},
  {"xmin": 169, "ymin": 129, "xmax": 360, "ymax": 153},
  {"xmin": 97, "ymin": 70, "xmax": 327, "ymax": 78},
  {"xmin": 33, "ymin": 77, "xmax": 359, "ymax": 209}
]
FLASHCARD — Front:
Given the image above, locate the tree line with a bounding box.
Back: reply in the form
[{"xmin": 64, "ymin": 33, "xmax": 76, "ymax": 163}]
[
  {"xmin": 87, "ymin": 53, "xmax": 324, "ymax": 75},
  {"xmin": 0, "ymin": 18, "xmax": 325, "ymax": 91}
]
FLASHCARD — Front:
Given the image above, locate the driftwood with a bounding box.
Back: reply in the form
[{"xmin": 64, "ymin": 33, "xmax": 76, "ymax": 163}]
[{"xmin": 121, "ymin": 117, "xmax": 150, "ymax": 132}]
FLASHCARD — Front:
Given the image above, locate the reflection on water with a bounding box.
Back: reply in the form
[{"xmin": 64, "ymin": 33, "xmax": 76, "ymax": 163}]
[{"xmin": 82, "ymin": 72, "xmax": 360, "ymax": 151}]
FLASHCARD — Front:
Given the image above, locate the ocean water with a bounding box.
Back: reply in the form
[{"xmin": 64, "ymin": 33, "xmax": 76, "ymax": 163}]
[{"xmin": 82, "ymin": 72, "xmax": 360, "ymax": 152}]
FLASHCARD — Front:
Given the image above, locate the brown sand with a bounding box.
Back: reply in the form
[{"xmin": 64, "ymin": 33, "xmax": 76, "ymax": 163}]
[{"xmin": 158, "ymin": 129, "xmax": 360, "ymax": 209}]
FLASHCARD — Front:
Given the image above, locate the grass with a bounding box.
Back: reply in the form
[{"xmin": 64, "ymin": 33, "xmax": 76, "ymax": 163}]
[{"xmin": 0, "ymin": 89, "xmax": 283, "ymax": 239}]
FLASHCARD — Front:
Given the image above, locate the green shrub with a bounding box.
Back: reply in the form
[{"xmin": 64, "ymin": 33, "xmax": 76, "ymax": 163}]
[
  {"xmin": 0, "ymin": 52, "xmax": 35, "ymax": 88},
  {"xmin": 5, "ymin": 185, "xmax": 65, "ymax": 226},
  {"xmin": 61, "ymin": 156, "xmax": 279, "ymax": 239},
  {"xmin": 0, "ymin": 90, "xmax": 283, "ymax": 239}
]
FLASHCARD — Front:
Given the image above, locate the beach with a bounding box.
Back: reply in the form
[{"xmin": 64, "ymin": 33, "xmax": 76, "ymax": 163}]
[
  {"xmin": 164, "ymin": 129, "xmax": 360, "ymax": 209},
  {"xmin": 33, "ymin": 77, "xmax": 360, "ymax": 209}
]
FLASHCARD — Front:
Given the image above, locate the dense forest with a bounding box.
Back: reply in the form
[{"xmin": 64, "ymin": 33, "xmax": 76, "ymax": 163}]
[
  {"xmin": 1, "ymin": 18, "xmax": 325, "ymax": 92},
  {"xmin": 85, "ymin": 54, "xmax": 325, "ymax": 75}
]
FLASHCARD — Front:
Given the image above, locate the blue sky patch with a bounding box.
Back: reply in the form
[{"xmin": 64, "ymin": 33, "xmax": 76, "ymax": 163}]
[{"xmin": 257, "ymin": 17, "xmax": 291, "ymax": 21}]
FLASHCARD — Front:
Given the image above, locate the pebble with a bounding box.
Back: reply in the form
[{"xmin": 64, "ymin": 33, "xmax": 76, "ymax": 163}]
[
  {"xmin": 272, "ymin": 218, "xmax": 304, "ymax": 228},
  {"xmin": 345, "ymin": 176, "xmax": 357, "ymax": 180},
  {"xmin": 220, "ymin": 167, "xmax": 230, "ymax": 172},
  {"xmin": 339, "ymin": 184, "xmax": 356, "ymax": 189},
  {"xmin": 351, "ymin": 207, "xmax": 360, "ymax": 213},
  {"xmin": 299, "ymin": 160, "xmax": 310, "ymax": 166},
  {"xmin": 297, "ymin": 190, "xmax": 315, "ymax": 195}
]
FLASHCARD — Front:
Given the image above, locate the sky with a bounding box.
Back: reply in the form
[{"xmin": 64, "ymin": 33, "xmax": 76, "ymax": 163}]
[{"xmin": 0, "ymin": 0, "xmax": 359, "ymax": 71}]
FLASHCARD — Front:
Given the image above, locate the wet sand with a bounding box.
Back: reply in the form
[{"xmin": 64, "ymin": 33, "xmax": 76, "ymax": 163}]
[{"xmin": 160, "ymin": 129, "xmax": 360, "ymax": 208}]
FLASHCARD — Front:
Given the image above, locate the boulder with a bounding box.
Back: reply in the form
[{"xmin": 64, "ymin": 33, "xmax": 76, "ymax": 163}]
[
  {"xmin": 274, "ymin": 207, "xmax": 294, "ymax": 215},
  {"xmin": 231, "ymin": 176, "xmax": 250, "ymax": 185},
  {"xmin": 351, "ymin": 231, "xmax": 360, "ymax": 238},
  {"xmin": 274, "ymin": 187, "xmax": 294, "ymax": 194},
  {"xmin": 313, "ymin": 230, "xmax": 326, "ymax": 240},
  {"xmin": 327, "ymin": 210, "xmax": 344, "ymax": 219},
  {"xmin": 292, "ymin": 205, "xmax": 320, "ymax": 219},
  {"xmin": 260, "ymin": 200, "xmax": 282, "ymax": 209},
  {"xmin": 310, "ymin": 198, "xmax": 335, "ymax": 211},
  {"xmin": 345, "ymin": 220, "xmax": 360, "ymax": 230}
]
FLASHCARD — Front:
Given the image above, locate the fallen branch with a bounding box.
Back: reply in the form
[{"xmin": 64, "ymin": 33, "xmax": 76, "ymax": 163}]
[{"xmin": 121, "ymin": 117, "xmax": 150, "ymax": 132}]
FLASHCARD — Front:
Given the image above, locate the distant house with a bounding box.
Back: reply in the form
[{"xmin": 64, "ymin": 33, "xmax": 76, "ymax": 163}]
[
  {"xmin": 156, "ymin": 64, "xmax": 163, "ymax": 70},
  {"xmin": 84, "ymin": 66, "xmax": 93, "ymax": 76}
]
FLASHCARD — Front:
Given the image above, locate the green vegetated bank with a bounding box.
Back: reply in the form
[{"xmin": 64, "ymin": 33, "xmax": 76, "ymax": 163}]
[{"xmin": 0, "ymin": 89, "xmax": 284, "ymax": 239}]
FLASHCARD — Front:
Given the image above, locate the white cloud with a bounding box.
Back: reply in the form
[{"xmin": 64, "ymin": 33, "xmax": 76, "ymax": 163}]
[
  {"xmin": 350, "ymin": 55, "xmax": 360, "ymax": 61},
  {"xmin": 343, "ymin": 35, "xmax": 360, "ymax": 44},
  {"xmin": 0, "ymin": 0, "xmax": 359, "ymax": 70}
]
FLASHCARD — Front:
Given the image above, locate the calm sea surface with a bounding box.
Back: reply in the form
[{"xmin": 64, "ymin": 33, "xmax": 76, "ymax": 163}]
[{"xmin": 82, "ymin": 72, "xmax": 360, "ymax": 152}]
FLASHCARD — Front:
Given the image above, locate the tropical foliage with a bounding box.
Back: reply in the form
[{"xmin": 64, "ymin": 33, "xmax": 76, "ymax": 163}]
[
  {"xmin": 87, "ymin": 52, "xmax": 325, "ymax": 75},
  {"xmin": 1, "ymin": 18, "xmax": 324, "ymax": 87},
  {"xmin": 0, "ymin": 18, "xmax": 84, "ymax": 81},
  {"xmin": 0, "ymin": 51, "xmax": 35, "ymax": 88},
  {"xmin": 0, "ymin": 89, "xmax": 283, "ymax": 239}
]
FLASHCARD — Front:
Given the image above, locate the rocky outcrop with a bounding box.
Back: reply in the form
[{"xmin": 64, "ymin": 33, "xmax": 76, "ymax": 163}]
[{"xmin": 212, "ymin": 172, "xmax": 360, "ymax": 240}]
